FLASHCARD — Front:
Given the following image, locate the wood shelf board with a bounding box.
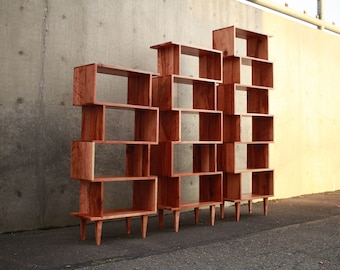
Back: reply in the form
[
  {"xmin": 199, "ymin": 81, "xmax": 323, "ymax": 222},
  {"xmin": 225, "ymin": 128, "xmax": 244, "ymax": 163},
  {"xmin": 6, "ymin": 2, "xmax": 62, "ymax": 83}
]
[
  {"xmin": 90, "ymin": 176, "xmax": 157, "ymax": 182},
  {"xmin": 79, "ymin": 102, "xmax": 159, "ymax": 111},
  {"xmin": 233, "ymin": 83, "xmax": 274, "ymax": 91},
  {"xmin": 158, "ymin": 200, "xmax": 221, "ymax": 211},
  {"xmin": 172, "ymin": 141, "xmax": 223, "ymax": 144},
  {"xmin": 93, "ymin": 63, "xmax": 158, "ymax": 77},
  {"xmin": 213, "ymin": 26, "xmax": 271, "ymax": 39},
  {"xmin": 151, "ymin": 41, "xmax": 222, "ymax": 56},
  {"xmin": 224, "ymin": 55, "xmax": 272, "ymax": 64},
  {"xmin": 77, "ymin": 140, "xmax": 159, "ymax": 145},
  {"xmin": 224, "ymin": 193, "xmax": 273, "ymax": 202},
  {"xmin": 71, "ymin": 209, "xmax": 156, "ymax": 221},
  {"xmin": 232, "ymin": 168, "xmax": 274, "ymax": 174},
  {"xmin": 167, "ymin": 74, "xmax": 221, "ymax": 84},
  {"xmin": 172, "ymin": 171, "xmax": 223, "ymax": 177}
]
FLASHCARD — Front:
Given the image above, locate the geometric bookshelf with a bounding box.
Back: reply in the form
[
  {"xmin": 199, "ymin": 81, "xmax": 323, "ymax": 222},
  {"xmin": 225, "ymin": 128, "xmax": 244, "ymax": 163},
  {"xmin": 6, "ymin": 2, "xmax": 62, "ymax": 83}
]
[
  {"xmin": 150, "ymin": 42, "xmax": 223, "ymax": 232},
  {"xmin": 70, "ymin": 63, "xmax": 158, "ymax": 245},
  {"xmin": 213, "ymin": 26, "xmax": 274, "ymax": 221}
]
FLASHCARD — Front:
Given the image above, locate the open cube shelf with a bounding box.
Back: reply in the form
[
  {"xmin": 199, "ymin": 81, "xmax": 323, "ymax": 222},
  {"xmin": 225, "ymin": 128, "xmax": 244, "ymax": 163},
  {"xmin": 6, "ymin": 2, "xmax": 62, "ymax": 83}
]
[
  {"xmin": 222, "ymin": 170, "xmax": 273, "ymax": 201},
  {"xmin": 158, "ymin": 109, "xmax": 222, "ymax": 142},
  {"xmin": 218, "ymin": 142, "xmax": 270, "ymax": 173},
  {"xmin": 157, "ymin": 173, "xmax": 222, "ymax": 232},
  {"xmin": 151, "ymin": 142, "xmax": 218, "ymax": 177},
  {"xmin": 151, "ymin": 42, "xmax": 222, "ymax": 82},
  {"xmin": 72, "ymin": 177, "xmax": 157, "ymax": 219},
  {"xmin": 71, "ymin": 177, "xmax": 157, "ymax": 244},
  {"xmin": 152, "ymin": 75, "xmax": 217, "ymax": 110},
  {"xmin": 222, "ymin": 57, "xmax": 273, "ymax": 87},
  {"xmin": 213, "ymin": 26, "xmax": 269, "ymax": 60},
  {"xmin": 73, "ymin": 63, "xmax": 156, "ymax": 106},
  {"xmin": 81, "ymin": 104, "xmax": 158, "ymax": 143},
  {"xmin": 220, "ymin": 170, "xmax": 273, "ymax": 221},
  {"xmin": 157, "ymin": 173, "xmax": 222, "ymax": 209},
  {"xmin": 71, "ymin": 141, "xmax": 152, "ymax": 181},
  {"xmin": 217, "ymin": 84, "xmax": 271, "ymax": 115},
  {"xmin": 222, "ymin": 114, "xmax": 273, "ymax": 142}
]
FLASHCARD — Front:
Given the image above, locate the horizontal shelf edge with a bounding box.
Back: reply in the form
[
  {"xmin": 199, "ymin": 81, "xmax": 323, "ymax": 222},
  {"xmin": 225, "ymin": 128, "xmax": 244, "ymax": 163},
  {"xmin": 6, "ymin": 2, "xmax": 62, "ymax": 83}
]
[
  {"xmin": 72, "ymin": 176, "xmax": 158, "ymax": 182},
  {"xmin": 71, "ymin": 209, "xmax": 157, "ymax": 221},
  {"xmin": 72, "ymin": 140, "xmax": 158, "ymax": 145}
]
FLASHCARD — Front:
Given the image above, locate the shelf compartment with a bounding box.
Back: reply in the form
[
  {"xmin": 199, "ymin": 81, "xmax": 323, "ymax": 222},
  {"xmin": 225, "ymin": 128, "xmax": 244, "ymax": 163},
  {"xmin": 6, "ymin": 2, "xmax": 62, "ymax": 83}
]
[
  {"xmin": 158, "ymin": 109, "xmax": 222, "ymax": 142},
  {"xmin": 252, "ymin": 115, "xmax": 273, "ymax": 142},
  {"xmin": 217, "ymin": 84, "xmax": 270, "ymax": 115},
  {"xmin": 222, "ymin": 57, "xmax": 273, "ymax": 88},
  {"xmin": 71, "ymin": 141, "xmax": 151, "ymax": 181},
  {"xmin": 218, "ymin": 142, "xmax": 270, "ymax": 173},
  {"xmin": 222, "ymin": 170, "xmax": 273, "ymax": 201},
  {"xmin": 213, "ymin": 26, "xmax": 269, "ymax": 60},
  {"xmin": 71, "ymin": 177, "xmax": 157, "ymax": 244},
  {"xmin": 151, "ymin": 143, "xmax": 218, "ymax": 177},
  {"xmin": 81, "ymin": 105, "xmax": 159, "ymax": 143},
  {"xmin": 152, "ymin": 75, "xmax": 217, "ymax": 110},
  {"xmin": 157, "ymin": 173, "xmax": 222, "ymax": 209},
  {"xmin": 72, "ymin": 177, "xmax": 157, "ymax": 218},
  {"xmin": 151, "ymin": 42, "xmax": 222, "ymax": 82},
  {"xmin": 222, "ymin": 114, "xmax": 273, "ymax": 143},
  {"xmin": 73, "ymin": 63, "xmax": 156, "ymax": 106}
]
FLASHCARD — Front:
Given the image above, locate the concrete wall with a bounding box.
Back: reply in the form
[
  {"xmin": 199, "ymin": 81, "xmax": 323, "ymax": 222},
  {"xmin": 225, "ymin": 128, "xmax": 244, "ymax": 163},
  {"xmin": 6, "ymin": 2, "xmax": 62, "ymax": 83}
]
[{"xmin": 0, "ymin": 0, "xmax": 339, "ymax": 232}]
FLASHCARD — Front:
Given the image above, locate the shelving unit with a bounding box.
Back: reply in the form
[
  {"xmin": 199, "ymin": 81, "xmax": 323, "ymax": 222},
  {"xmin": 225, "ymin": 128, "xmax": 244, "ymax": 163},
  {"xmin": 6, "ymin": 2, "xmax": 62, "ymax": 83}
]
[
  {"xmin": 150, "ymin": 42, "xmax": 223, "ymax": 232},
  {"xmin": 70, "ymin": 63, "xmax": 158, "ymax": 245},
  {"xmin": 213, "ymin": 26, "xmax": 274, "ymax": 221}
]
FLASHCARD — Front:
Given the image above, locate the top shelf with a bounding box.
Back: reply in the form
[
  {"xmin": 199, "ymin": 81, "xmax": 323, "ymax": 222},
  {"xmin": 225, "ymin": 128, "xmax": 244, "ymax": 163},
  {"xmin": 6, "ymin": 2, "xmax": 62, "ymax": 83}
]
[
  {"xmin": 73, "ymin": 63, "xmax": 158, "ymax": 107},
  {"xmin": 151, "ymin": 42, "xmax": 222, "ymax": 82},
  {"xmin": 213, "ymin": 26, "xmax": 270, "ymax": 60}
]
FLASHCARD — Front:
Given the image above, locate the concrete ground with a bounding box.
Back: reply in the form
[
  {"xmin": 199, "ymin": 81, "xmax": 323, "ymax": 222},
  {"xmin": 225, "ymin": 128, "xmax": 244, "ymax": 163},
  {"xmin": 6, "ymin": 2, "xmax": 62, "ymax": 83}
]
[{"xmin": 1, "ymin": 191, "xmax": 339, "ymax": 270}]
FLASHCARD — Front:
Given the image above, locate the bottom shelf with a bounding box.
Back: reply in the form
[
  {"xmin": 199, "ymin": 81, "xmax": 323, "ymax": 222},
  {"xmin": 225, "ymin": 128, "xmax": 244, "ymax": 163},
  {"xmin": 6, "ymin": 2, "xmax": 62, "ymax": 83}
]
[
  {"xmin": 220, "ymin": 194, "xmax": 272, "ymax": 222},
  {"xmin": 158, "ymin": 200, "xmax": 221, "ymax": 233},
  {"xmin": 71, "ymin": 209, "xmax": 155, "ymax": 246},
  {"xmin": 224, "ymin": 193, "xmax": 272, "ymax": 203},
  {"xmin": 71, "ymin": 209, "xmax": 156, "ymax": 221},
  {"xmin": 158, "ymin": 200, "xmax": 221, "ymax": 211}
]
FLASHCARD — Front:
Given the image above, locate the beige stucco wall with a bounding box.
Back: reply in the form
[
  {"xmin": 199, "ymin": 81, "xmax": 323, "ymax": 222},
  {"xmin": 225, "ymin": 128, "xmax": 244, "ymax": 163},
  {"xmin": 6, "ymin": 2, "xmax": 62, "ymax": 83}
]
[
  {"xmin": 0, "ymin": 0, "xmax": 339, "ymax": 232},
  {"xmin": 260, "ymin": 13, "xmax": 340, "ymax": 198}
]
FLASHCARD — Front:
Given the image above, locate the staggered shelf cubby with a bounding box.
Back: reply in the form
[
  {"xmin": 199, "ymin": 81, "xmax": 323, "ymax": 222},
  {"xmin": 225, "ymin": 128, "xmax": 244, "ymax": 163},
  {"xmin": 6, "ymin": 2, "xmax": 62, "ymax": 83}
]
[
  {"xmin": 151, "ymin": 42, "xmax": 223, "ymax": 232},
  {"xmin": 71, "ymin": 63, "xmax": 158, "ymax": 245},
  {"xmin": 213, "ymin": 26, "xmax": 274, "ymax": 221}
]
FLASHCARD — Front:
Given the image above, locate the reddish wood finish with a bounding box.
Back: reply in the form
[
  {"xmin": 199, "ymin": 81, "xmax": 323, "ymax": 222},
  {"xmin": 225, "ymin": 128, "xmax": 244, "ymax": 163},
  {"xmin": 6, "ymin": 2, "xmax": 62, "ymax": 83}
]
[
  {"xmin": 73, "ymin": 63, "xmax": 156, "ymax": 106},
  {"xmin": 213, "ymin": 26, "xmax": 269, "ymax": 60},
  {"xmin": 71, "ymin": 64, "xmax": 158, "ymax": 244},
  {"xmin": 151, "ymin": 42, "xmax": 222, "ymax": 82},
  {"xmin": 213, "ymin": 27, "xmax": 274, "ymax": 221}
]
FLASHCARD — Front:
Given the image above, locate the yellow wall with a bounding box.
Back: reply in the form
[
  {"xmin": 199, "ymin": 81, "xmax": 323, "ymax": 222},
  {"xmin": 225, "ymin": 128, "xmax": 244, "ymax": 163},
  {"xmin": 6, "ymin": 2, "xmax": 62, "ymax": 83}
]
[{"xmin": 261, "ymin": 13, "xmax": 340, "ymax": 198}]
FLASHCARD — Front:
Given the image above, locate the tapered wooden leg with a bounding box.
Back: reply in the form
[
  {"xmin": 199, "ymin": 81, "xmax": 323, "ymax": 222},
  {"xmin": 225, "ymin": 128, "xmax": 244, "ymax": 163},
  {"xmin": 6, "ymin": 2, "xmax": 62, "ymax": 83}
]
[
  {"xmin": 194, "ymin": 208, "xmax": 199, "ymax": 224},
  {"xmin": 158, "ymin": 209, "xmax": 164, "ymax": 229},
  {"xmin": 95, "ymin": 221, "xmax": 103, "ymax": 246},
  {"xmin": 174, "ymin": 210, "xmax": 180, "ymax": 232},
  {"xmin": 220, "ymin": 202, "xmax": 225, "ymax": 219},
  {"xmin": 80, "ymin": 219, "xmax": 86, "ymax": 240},
  {"xmin": 248, "ymin": 200, "xmax": 253, "ymax": 214},
  {"xmin": 141, "ymin": 215, "xmax": 148, "ymax": 238},
  {"xmin": 235, "ymin": 202, "xmax": 240, "ymax": 222},
  {"xmin": 210, "ymin": 205, "xmax": 215, "ymax": 226},
  {"xmin": 126, "ymin": 217, "xmax": 132, "ymax": 235},
  {"xmin": 263, "ymin": 197, "xmax": 269, "ymax": 216}
]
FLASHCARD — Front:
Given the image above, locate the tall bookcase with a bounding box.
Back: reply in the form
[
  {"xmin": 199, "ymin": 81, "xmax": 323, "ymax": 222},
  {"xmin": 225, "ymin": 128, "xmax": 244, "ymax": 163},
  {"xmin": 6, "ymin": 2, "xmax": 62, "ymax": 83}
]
[
  {"xmin": 70, "ymin": 63, "xmax": 158, "ymax": 245},
  {"xmin": 150, "ymin": 42, "xmax": 223, "ymax": 232},
  {"xmin": 213, "ymin": 26, "xmax": 274, "ymax": 221}
]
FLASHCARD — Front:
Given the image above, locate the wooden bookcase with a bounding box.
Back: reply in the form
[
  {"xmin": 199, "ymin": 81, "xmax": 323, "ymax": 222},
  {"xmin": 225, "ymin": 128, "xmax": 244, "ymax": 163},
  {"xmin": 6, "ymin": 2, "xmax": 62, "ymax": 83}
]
[
  {"xmin": 213, "ymin": 26, "xmax": 274, "ymax": 221},
  {"xmin": 70, "ymin": 63, "xmax": 158, "ymax": 245},
  {"xmin": 151, "ymin": 42, "xmax": 223, "ymax": 232}
]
